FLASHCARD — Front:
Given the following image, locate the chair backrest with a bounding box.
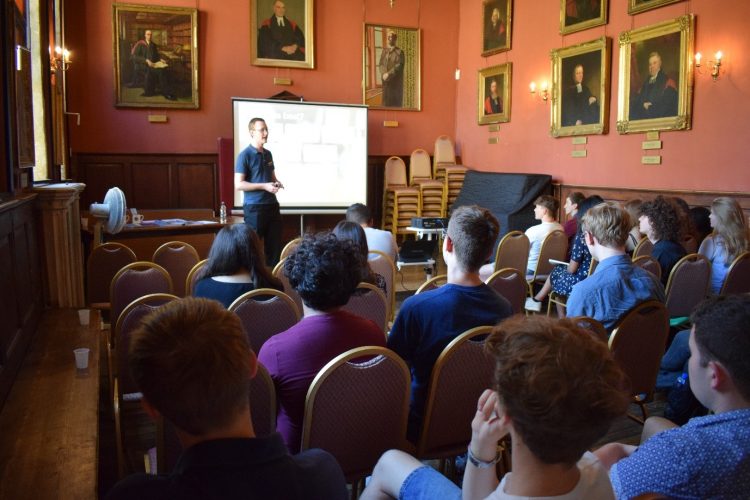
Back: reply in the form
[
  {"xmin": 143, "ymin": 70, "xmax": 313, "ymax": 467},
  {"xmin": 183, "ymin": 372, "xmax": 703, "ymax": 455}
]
[
  {"xmin": 228, "ymin": 288, "xmax": 301, "ymax": 352},
  {"xmin": 156, "ymin": 361, "xmax": 277, "ymax": 473},
  {"xmin": 609, "ymin": 301, "xmax": 670, "ymax": 398},
  {"xmin": 485, "ymin": 268, "xmax": 526, "ymax": 315},
  {"xmin": 301, "ymin": 346, "xmax": 410, "ymax": 483},
  {"xmin": 341, "ymin": 282, "xmax": 389, "ymax": 334},
  {"xmin": 493, "ymin": 230, "xmax": 530, "ymax": 275},
  {"xmin": 433, "ymin": 135, "xmax": 456, "ymax": 169},
  {"xmin": 368, "ymin": 250, "xmax": 396, "ymax": 320},
  {"xmin": 633, "ymin": 237, "xmax": 654, "ymax": 259},
  {"xmin": 279, "ymin": 237, "xmax": 302, "ymax": 261},
  {"xmin": 110, "ymin": 262, "xmax": 173, "ymax": 334},
  {"xmin": 409, "ymin": 148, "xmax": 433, "ymax": 183},
  {"xmin": 114, "ymin": 293, "xmax": 179, "ymax": 396},
  {"xmin": 417, "ymin": 326, "xmax": 495, "ymax": 459},
  {"xmin": 720, "ymin": 251, "xmax": 750, "ymax": 295},
  {"xmin": 384, "ymin": 156, "xmax": 408, "ymax": 187},
  {"xmin": 664, "ymin": 253, "xmax": 710, "ymax": 318},
  {"xmin": 531, "ymin": 230, "xmax": 568, "ymax": 278},
  {"xmin": 569, "ymin": 316, "xmax": 608, "ymax": 342},
  {"xmin": 87, "ymin": 242, "xmax": 137, "ymax": 308},
  {"xmin": 152, "ymin": 241, "xmax": 200, "ymax": 297},
  {"xmin": 185, "ymin": 259, "xmax": 208, "ymax": 296},
  {"xmin": 415, "ymin": 274, "xmax": 448, "ymax": 294},
  {"xmin": 632, "ymin": 255, "xmax": 662, "ymax": 281},
  {"xmin": 272, "ymin": 258, "xmax": 304, "ymax": 313}
]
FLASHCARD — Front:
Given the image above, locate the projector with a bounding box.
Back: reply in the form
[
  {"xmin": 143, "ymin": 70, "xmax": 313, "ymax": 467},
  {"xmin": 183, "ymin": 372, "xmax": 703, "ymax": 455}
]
[{"xmin": 411, "ymin": 217, "xmax": 449, "ymax": 229}]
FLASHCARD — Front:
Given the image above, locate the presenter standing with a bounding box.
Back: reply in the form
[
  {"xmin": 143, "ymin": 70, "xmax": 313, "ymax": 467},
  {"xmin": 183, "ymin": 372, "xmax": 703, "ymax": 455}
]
[{"xmin": 235, "ymin": 117, "xmax": 284, "ymax": 266}]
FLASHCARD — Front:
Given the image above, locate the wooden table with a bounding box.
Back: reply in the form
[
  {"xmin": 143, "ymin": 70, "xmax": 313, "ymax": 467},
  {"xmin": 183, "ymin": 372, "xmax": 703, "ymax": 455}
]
[{"xmin": 0, "ymin": 309, "xmax": 100, "ymax": 499}]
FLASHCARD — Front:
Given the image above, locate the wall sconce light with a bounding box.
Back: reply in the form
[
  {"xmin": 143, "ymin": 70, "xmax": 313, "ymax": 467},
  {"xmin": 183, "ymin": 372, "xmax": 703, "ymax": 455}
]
[
  {"xmin": 695, "ymin": 50, "xmax": 722, "ymax": 81},
  {"xmin": 529, "ymin": 81, "xmax": 549, "ymax": 102},
  {"xmin": 51, "ymin": 46, "xmax": 72, "ymax": 72}
]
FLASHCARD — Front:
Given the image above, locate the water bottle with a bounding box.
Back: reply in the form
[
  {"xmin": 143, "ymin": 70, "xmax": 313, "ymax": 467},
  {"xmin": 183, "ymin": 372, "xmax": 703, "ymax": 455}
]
[{"xmin": 219, "ymin": 201, "xmax": 227, "ymax": 223}]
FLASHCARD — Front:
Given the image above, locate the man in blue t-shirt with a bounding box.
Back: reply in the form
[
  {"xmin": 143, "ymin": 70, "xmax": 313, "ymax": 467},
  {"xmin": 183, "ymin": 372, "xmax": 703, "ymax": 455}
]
[
  {"xmin": 594, "ymin": 294, "xmax": 750, "ymax": 499},
  {"xmin": 388, "ymin": 205, "xmax": 512, "ymax": 442},
  {"xmin": 235, "ymin": 117, "xmax": 285, "ymax": 266}
]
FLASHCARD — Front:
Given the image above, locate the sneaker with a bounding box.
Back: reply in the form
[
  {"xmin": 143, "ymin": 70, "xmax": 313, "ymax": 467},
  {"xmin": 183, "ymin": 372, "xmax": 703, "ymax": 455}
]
[{"xmin": 525, "ymin": 297, "xmax": 542, "ymax": 312}]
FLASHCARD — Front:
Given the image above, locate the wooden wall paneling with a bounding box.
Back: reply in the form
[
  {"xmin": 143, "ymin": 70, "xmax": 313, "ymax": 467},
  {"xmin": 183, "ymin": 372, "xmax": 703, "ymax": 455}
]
[
  {"xmin": 175, "ymin": 161, "xmax": 217, "ymax": 209},
  {"xmin": 130, "ymin": 161, "xmax": 171, "ymax": 209}
]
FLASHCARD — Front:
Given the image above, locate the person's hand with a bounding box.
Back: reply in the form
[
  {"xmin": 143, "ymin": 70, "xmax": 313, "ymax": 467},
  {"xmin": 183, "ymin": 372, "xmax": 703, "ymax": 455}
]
[
  {"xmin": 469, "ymin": 389, "xmax": 509, "ymax": 462},
  {"xmin": 588, "ymin": 96, "xmax": 597, "ymax": 105}
]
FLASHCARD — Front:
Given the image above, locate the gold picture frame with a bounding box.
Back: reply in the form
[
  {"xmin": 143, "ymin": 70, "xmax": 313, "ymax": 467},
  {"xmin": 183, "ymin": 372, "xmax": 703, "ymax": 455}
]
[
  {"xmin": 477, "ymin": 63, "xmax": 512, "ymax": 125},
  {"xmin": 628, "ymin": 0, "xmax": 685, "ymax": 15},
  {"xmin": 113, "ymin": 3, "xmax": 199, "ymax": 109},
  {"xmin": 551, "ymin": 36, "xmax": 610, "ymax": 137},
  {"xmin": 482, "ymin": 0, "xmax": 512, "ymax": 56},
  {"xmin": 363, "ymin": 24, "xmax": 421, "ymax": 111},
  {"xmin": 560, "ymin": 0, "xmax": 607, "ymax": 35},
  {"xmin": 251, "ymin": 0, "xmax": 314, "ymax": 69},
  {"xmin": 617, "ymin": 14, "xmax": 694, "ymax": 134}
]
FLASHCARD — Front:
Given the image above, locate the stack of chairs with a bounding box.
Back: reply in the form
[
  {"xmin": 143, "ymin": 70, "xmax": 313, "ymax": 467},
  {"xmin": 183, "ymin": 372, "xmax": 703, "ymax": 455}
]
[
  {"xmin": 382, "ymin": 156, "xmax": 421, "ymax": 237},
  {"xmin": 432, "ymin": 135, "xmax": 467, "ymax": 211},
  {"xmin": 409, "ymin": 148, "xmax": 445, "ymax": 218}
]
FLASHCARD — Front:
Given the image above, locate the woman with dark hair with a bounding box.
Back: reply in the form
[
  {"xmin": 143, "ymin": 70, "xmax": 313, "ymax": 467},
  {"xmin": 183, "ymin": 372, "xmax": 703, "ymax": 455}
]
[
  {"xmin": 639, "ymin": 196, "xmax": 687, "ymax": 285},
  {"xmin": 258, "ymin": 233, "xmax": 385, "ymax": 453},
  {"xmin": 525, "ymin": 195, "xmax": 603, "ymax": 314},
  {"xmin": 193, "ymin": 224, "xmax": 282, "ymax": 307},
  {"xmin": 332, "ymin": 220, "xmax": 387, "ymax": 294}
]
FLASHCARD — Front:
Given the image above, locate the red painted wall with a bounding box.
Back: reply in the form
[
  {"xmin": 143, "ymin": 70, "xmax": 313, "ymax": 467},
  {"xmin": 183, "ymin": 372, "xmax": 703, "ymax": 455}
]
[
  {"xmin": 455, "ymin": 0, "xmax": 750, "ymax": 193},
  {"xmin": 65, "ymin": 0, "xmax": 459, "ymax": 156}
]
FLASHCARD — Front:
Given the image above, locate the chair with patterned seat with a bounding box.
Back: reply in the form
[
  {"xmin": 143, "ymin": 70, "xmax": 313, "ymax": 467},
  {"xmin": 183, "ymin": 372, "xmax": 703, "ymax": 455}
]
[
  {"xmin": 486, "ymin": 268, "xmax": 526, "ymax": 315},
  {"xmin": 228, "ymin": 288, "xmax": 301, "ymax": 353},
  {"xmin": 341, "ymin": 282, "xmax": 389, "ymax": 335},
  {"xmin": 415, "ymin": 326, "xmax": 495, "ymax": 473},
  {"xmin": 609, "ymin": 300, "xmax": 670, "ymax": 424},
  {"xmin": 152, "ymin": 241, "xmax": 200, "ymax": 297},
  {"xmin": 301, "ymin": 346, "xmax": 411, "ymax": 492}
]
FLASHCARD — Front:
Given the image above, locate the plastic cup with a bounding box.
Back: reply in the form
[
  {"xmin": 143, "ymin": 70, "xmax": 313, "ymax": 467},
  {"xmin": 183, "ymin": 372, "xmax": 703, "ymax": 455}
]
[
  {"xmin": 74, "ymin": 348, "xmax": 90, "ymax": 370},
  {"xmin": 78, "ymin": 309, "xmax": 90, "ymax": 326}
]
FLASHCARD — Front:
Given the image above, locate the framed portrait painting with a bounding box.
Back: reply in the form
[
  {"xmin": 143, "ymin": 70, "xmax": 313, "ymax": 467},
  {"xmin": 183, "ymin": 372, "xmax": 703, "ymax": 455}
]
[
  {"xmin": 551, "ymin": 36, "xmax": 610, "ymax": 137},
  {"xmin": 628, "ymin": 0, "xmax": 685, "ymax": 15},
  {"xmin": 113, "ymin": 3, "xmax": 199, "ymax": 109},
  {"xmin": 251, "ymin": 0, "xmax": 314, "ymax": 69},
  {"xmin": 617, "ymin": 15, "xmax": 694, "ymax": 134},
  {"xmin": 561, "ymin": 0, "xmax": 607, "ymax": 35},
  {"xmin": 477, "ymin": 63, "xmax": 511, "ymax": 125},
  {"xmin": 363, "ymin": 24, "xmax": 421, "ymax": 111},
  {"xmin": 482, "ymin": 0, "xmax": 512, "ymax": 56}
]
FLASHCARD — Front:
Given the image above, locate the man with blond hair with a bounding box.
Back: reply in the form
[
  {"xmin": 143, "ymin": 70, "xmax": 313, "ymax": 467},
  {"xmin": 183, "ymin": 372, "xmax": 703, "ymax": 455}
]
[
  {"xmin": 105, "ymin": 298, "xmax": 347, "ymax": 499},
  {"xmin": 567, "ymin": 201, "xmax": 664, "ymax": 330}
]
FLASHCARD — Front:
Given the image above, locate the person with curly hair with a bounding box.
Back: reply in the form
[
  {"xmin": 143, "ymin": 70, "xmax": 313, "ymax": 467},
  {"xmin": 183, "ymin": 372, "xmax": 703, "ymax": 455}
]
[
  {"xmin": 639, "ymin": 195, "xmax": 687, "ymax": 285},
  {"xmin": 362, "ymin": 315, "xmax": 629, "ymax": 500},
  {"xmin": 257, "ymin": 232, "xmax": 385, "ymax": 453},
  {"xmin": 193, "ymin": 224, "xmax": 283, "ymax": 308},
  {"xmin": 700, "ymin": 196, "xmax": 750, "ymax": 294}
]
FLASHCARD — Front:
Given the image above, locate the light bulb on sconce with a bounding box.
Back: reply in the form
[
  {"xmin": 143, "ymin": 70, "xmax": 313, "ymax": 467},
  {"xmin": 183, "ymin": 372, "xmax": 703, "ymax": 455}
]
[
  {"xmin": 529, "ymin": 81, "xmax": 548, "ymax": 102},
  {"xmin": 695, "ymin": 50, "xmax": 722, "ymax": 81}
]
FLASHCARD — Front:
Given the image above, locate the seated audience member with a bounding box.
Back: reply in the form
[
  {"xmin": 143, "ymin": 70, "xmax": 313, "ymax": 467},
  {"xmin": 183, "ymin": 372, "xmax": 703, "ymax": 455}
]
[
  {"xmin": 567, "ymin": 202, "xmax": 664, "ymax": 330},
  {"xmin": 524, "ymin": 195, "xmax": 564, "ymax": 275},
  {"xmin": 346, "ymin": 202, "xmax": 398, "ymax": 262},
  {"xmin": 332, "ymin": 220, "xmax": 387, "ymax": 294},
  {"xmin": 258, "ymin": 233, "xmax": 385, "ymax": 453},
  {"xmin": 639, "ymin": 196, "xmax": 687, "ymax": 284},
  {"xmin": 623, "ymin": 199, "xmax": 643, "ymax": 253},
  {"xmin": 690, "ymin": 205, "xmax": 712, "ymax": 245},
  {"xmin": 105, "ymin": 298, "xmax": 347, "ymax": 500},
  {"xmin": 699, "ymin": 196, "xmax": 749, "ymax": 294},
  {"xmin": 562, "ymin": 191, "xmax": 586, "ymax": 240},
  {"xmin": 193, "ymin": 224, "xmax": 282, "ymax": 308},
  {"xmin": 526, "ymin": 195, "xmax": 602, "ymax": 314},
  {"xmin": 595, "ymin": 295, "xmax": 750, "ymax": 499},
  {"xmin": 362, "ymin": 315, "xmax": 629, "ymax": 500},
  {"xmin": 388, "ymin": 205, "xmax": 512, "ymax": 442}
]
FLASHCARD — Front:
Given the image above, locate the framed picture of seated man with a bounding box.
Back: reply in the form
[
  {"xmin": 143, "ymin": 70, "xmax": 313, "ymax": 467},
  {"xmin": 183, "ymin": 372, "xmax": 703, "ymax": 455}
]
[
  {"xmin": 550, "ymin": 37, "xmax": 610, "ymax": 137},
  {"xmin": 616, "ymin": 15, "xmax": 694, "ymax": 134},
  {"xmin": 251, "ymin": 0, "xmax": 314, "ymax": 69},
  {"xmin": 113, "ymin": 3, "xmax": 199, "ymax": 109},
  {"xmin": 477, "ymin": 63, "xmax": 511, "ymax": 125}
]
